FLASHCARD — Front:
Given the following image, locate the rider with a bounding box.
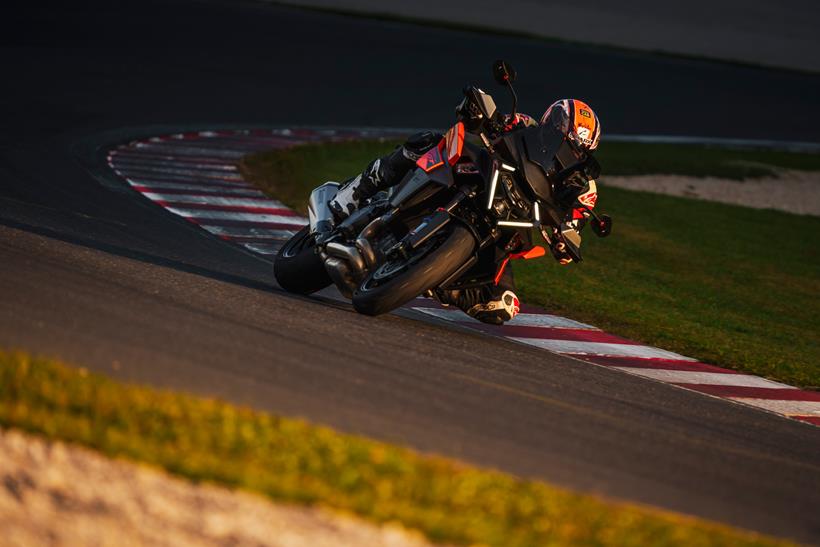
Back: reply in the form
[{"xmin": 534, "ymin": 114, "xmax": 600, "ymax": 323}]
[{"xmin": 329, "ymin": 98, "xmax": 602, "ymax": 325}]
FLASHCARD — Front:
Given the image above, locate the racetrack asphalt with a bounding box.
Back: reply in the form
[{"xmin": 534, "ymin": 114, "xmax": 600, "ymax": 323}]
[{"xmin": 1, "ymin": 0, "xmax": 819, "ymax": 543}]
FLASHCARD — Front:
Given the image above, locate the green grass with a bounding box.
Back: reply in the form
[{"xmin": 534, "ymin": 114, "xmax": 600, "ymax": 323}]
[
  {"xmin": 515, "ymin": 188, "xmax": 820, "ymax": 388},
  {"xmin": 240, "ymin": 140, "xmax": 820, "ymax": 388},
  {"xmin": 0, "ymin": 350, "xmax": 792, "ymax": 546},
  {"xmin": 240, "ymin": 138, "xmax": 405, "ymax": 214},
  {"xmin": 240, "ymin": 140, "xmax": 820, "ymax": 212},
  {"xmin": 241, "ymin": 140, "xmax": 820, "ymax": 212}
]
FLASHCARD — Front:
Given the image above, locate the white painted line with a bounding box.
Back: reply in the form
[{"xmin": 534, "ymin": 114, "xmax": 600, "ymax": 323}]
[
  {"xmin": 128, "ymin": 181, "xmax": 263, "ymax": 196},
  {"xmin": 413, "ymin": 307, "xmax": 599, "ymax": 330},
  {"xmin": 612, "ymin": 368, "xmax": 795, "ymax": 389},
  {"xmin": 141, "ymin": 193, "xmax": 288, "ymax": 209},
  {"xmin": 113, "ymin": 158, "xmax": 238, "ymax": 171},
  {"xmin": 200, "ymin": 225, "xmax": 296, "ymax": 239},
  {"xmin": 730, "ymin": 399, "xmax": 820, "ymax": 416},
  {"xmin": 112, "ymin": 150, "xmax": 238, "ymax": 164},
  {"xmin": 116, "ymin": 166, "xmax": 244, "ymax": 180},
  {"xmin": 519, "ymin": 339, "xmax": 697, "ymax": 361},
  {"xmin": 242, "ymin": 242, "xmax": 284, "ymax": 254},
  {"xmin": 133, "ymin": 144, "xmax": 247, "ymax": 158},
  {"xmin": 508, "ymin": 313, "xmax": 599, "ymax": 330},
  {"xmin": 164, "ymin": 208, "xmax": 307, "ymax": 225},
  {"xmin": 125, "ymin": 176, "xmax": 251, "ymax": 188},
  {"xmin": 114, "ymin": 169, "xmax": 245, "ymax": 188}
]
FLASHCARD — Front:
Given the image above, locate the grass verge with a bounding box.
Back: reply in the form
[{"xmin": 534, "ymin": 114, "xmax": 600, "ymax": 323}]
[
  {"xmin": 595, "ymin": 141, "xmax": 820, "ymax": 179},
  {"xmin": 240, "ymin": 140, "xmax": 820, "ymax": 388},
  {"xmin": 240, "ymin": 140, "xmax": 820, "ymax": 215},
  {"xmin": 0, "ymin": 350, "xmax": 791, "ymax": 546}
]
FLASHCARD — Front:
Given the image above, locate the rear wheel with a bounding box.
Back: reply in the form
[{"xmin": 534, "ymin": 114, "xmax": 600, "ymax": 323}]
[
  {"xmin": 352, "ymin": 224, "xmax": 475, "ymax": 316},
  {"xmin": 274, "ymin": 226, "xmax": 332, "ymax": 294}
]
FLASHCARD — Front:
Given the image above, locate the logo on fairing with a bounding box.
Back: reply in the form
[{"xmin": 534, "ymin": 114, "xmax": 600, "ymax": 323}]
[
  {"xmin": 417, "ymin": 146, "xmax": 444, "ymax": 172},
  {"xmin": 578, "ymin": 190, "xmax": 597, "ymax": 207},
  {"xmin": 578, "ymin": 180, "xmax": 598, "ymax": 208}
]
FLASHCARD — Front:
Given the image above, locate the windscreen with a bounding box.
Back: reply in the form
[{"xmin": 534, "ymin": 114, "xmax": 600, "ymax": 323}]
[{"xmin": 514, "ymin": 123, "xmax": 565, "ymax": 202}]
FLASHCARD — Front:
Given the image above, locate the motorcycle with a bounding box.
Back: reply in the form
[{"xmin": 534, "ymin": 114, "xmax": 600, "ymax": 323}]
[{"xmin": 274, "ymin": 60, "xmax": 612, "ymax": 316}]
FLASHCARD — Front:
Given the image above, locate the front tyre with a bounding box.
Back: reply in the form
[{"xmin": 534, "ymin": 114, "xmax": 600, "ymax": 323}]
[
  {"xmin": 274, "ymin": 226, "xmax": 332, "ymax": 294},
  {"xmin": 352, "ymin": 224, "xmax": 475, "ymax": 316}
]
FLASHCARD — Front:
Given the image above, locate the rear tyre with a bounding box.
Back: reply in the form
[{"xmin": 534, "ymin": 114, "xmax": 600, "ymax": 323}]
[
  {"xmin": 352, "ymin": 224, "xmax": 474, "ymax": 316},
  {"xmin": 274, "ymin": 226, "xmax": 332, "ymax": 294}
]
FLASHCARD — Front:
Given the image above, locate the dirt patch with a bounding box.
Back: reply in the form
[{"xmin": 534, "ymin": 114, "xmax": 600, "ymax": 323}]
[
  {"xmin": 0, "ymin": 428, "xmax": 433, "ymax": 547},
  {"xmin": 601, "ymin": 170, "xmax": 820, "ymax": 216}
]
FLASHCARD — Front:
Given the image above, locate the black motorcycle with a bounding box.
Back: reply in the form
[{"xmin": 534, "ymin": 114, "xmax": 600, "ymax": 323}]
[{"xmin": 274, "ymin": 61, "xmax": 612, "ymax": 316}]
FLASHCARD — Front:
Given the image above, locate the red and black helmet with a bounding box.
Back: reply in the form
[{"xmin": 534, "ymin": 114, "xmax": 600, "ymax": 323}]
[{"xmin": 541, "ymin": 99, "xmax": 601, "ymax": 151}]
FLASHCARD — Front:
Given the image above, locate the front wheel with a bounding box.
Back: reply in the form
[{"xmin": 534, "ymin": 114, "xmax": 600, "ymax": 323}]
[
  {"xmin": 274, "ymin": 226, "xmax": 332, "ymax": 294},
  {"xmin": 352, "ymin": 224, "xmax": 475, "ymax": 316}
]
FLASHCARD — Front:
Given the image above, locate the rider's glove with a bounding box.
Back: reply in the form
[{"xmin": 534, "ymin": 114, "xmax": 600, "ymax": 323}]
[{"xmin": 550, "ymin": 240, "xmax": 573, "ymax": 265}]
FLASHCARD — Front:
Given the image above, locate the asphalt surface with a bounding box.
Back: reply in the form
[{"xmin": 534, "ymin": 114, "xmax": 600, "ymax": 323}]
[
  {"xmin": 280, "ymin": 0, "xmax": 820, "ymax": 72},
  {"xmin": 1, "ymin": 0, "xmax": 819, "ymax": 543}
]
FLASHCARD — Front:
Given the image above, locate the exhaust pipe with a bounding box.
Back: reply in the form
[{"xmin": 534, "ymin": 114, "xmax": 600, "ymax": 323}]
[
  {"xmin": 308, "ymin": 182, "xmax": 340, "ymax": 235},
  {"xmin": 325, "ymin": 242, "xmax": 366, "ymax": 274},
  {"xmin": 355, "ymin": 216, "xmax": 387, "ymax": 268},
  {"xmin": 322, "ymin": 242, "xmax": 367, "ymax": 298},
  {"xmin": 322, "ymin": 256, "xmax": 354, "ymax": 298}
]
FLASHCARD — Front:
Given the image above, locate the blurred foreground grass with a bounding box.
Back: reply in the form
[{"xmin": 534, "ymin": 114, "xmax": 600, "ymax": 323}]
[
  {"xmin": 0, "ymin": 350, "xmax": 790, "ymax": 546},
  {"xmin": 241, "ymin": 140, "xmax": 820, "ymax": 388}
]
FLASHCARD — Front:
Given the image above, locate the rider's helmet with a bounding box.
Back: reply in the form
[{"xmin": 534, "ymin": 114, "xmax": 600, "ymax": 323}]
[{"xmin": 540, "ymin": 99, "xmax": 601, "ymax": 151}]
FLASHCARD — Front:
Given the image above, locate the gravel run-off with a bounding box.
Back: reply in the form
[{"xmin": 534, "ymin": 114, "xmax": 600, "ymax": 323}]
[{"xmin": 602, "ymin": 170, "xmax": 820, "ymax": 216}]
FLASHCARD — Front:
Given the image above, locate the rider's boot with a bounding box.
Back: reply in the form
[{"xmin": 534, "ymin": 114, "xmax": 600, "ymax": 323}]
[
  {"xmin": 466, "ymin": 290, "xmax": 520, "ymax": 325},
  {"xmin": 328, "ymin": 157, "xmax": 388, "ymax": 221},
  {"xmin": 434, "ymin": 287, "xmax": 520, "ymax": 325},
  {"xmin": 328, "ymin": 131, "xmax": 441, "ymax": 221}
]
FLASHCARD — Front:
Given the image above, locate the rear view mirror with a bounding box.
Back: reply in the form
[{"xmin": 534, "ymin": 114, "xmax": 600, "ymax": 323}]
[
  {"xmin": 462, "ymin": 86, "xmax": 497, "ymax": 120},
  {"xmin": 493, "ymin": 60, "xmax": 516, "ymax": 85},
  {"xmin": 591, "ymin": 214, "xmax": 612, "ymax": 238}
]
